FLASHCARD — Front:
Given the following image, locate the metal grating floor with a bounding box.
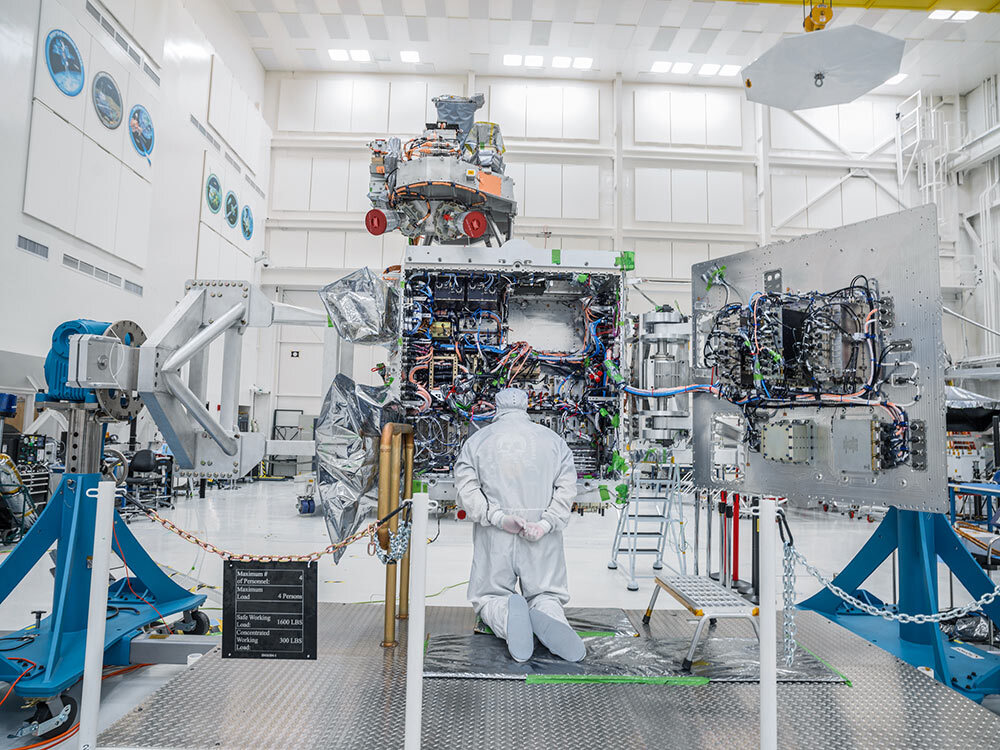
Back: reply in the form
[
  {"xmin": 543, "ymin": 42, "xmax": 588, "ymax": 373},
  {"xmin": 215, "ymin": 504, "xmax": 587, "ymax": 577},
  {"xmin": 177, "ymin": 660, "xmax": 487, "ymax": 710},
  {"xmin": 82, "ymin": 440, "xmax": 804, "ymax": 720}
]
[{"xmin": 98, "ymin": 603, "xmax": 1000, "ymax": 749}]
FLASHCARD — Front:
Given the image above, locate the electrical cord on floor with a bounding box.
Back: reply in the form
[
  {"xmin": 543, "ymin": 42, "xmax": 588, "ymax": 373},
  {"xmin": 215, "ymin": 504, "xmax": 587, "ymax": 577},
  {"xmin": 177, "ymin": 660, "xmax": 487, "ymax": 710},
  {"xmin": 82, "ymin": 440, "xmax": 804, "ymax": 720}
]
[{"xmin": 348, "ymin": 580, "xmax": 468, "ymax": 605}]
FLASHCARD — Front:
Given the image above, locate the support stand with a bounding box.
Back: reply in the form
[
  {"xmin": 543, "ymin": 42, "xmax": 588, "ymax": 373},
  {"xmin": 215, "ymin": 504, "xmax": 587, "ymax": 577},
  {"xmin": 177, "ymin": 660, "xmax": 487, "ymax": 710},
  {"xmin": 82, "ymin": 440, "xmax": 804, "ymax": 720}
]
[
  {"xmin": 800, "ymin": 507, "xmax": 1000, "ymax": 702},
  {"xmin": 0, "ymin": 472, "xmax": 204, "ymax": 698}
]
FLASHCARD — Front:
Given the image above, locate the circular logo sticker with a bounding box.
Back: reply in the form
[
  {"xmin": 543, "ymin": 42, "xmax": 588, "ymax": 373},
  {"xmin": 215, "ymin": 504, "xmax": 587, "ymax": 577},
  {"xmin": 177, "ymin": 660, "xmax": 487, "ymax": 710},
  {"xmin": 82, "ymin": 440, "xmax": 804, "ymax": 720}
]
[
  {"xmin": 91, "ymin": 71, "xmax": 122, "ymax": 129},
  {"xmin": 224, "ymin": 191, "xmax": 239, "ymax": 228},
  {"xmin": 241, "ymin": 205, "xmax": 254, "ymax": 240},
  {"xmin": 46, "ymin": 29, "xmax": 84, "ymax": 97},
  {"xmin": 128, "ymin": 104, "xmax": 154, "ymax": 158},
  {"xmin": 205, "ymin": 174, "xmax": 221, "ymax": 213}
]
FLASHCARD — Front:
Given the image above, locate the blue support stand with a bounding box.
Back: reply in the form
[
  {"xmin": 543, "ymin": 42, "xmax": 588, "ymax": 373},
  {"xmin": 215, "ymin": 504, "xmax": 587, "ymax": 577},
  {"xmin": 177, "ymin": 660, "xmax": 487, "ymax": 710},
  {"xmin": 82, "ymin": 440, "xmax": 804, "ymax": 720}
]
[
  {"xmin": 800, "ymin": 507, "xmax": 1000, "ymax": 702},
  {"xmin": 0, "ymin": 472, "xmax": 204, "ymax": 698}
]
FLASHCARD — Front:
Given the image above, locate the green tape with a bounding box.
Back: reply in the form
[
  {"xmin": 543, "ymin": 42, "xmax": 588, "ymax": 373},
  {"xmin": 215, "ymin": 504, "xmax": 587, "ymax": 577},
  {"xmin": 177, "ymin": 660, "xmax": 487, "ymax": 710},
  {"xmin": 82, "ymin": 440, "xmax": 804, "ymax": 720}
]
[
  {"xmin": 575, "ymin": 630, "xmax": 616, "ymax": 638},
  {"xmin": 796, "ymin": 642, "xmax": 852, "ymax": 687},
  {"xmin": 598, "ymin": 485, "xmax": 611, "ymax": 502},
  {"xmin": 526, "ymin": 674, "xmax": 709, "ymax": 686},
  {"xmin": 614, "ymin": 251, "xmax": 635, "ymax": 271},
  {"xmin": 327, "ymin": 315, "xmax": 334, "ymax": 328},
  {"xmin": 551, "ymin": 248, "xmax": 561, "ymax": 265},
  {"xmin": 576, "ymin": 273, "xmax": 589, "ymax": 284}
]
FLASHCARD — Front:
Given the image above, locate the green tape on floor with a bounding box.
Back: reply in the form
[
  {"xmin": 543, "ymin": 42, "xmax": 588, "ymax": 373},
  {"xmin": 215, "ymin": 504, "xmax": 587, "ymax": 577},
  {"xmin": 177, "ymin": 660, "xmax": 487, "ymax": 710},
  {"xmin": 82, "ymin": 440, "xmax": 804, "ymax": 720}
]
[
  {"xmin": 526, "ymin": 674, "xmax": 709, "ymax": 686},
  {"xmin": 575, "ymin": 630, "xmax": 616, "ymax": 638},
  {"xmin": 796, "ymin": 642, "xmax": 852, "ymax": 687}
]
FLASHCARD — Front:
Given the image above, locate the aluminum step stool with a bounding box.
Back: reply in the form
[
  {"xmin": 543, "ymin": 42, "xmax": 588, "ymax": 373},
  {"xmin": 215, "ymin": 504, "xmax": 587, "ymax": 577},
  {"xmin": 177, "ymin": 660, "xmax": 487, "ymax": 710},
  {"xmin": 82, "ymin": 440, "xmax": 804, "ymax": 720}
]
[{"xmin": 642, "ymin": 574, "xmax": 760, "ymax": 671}]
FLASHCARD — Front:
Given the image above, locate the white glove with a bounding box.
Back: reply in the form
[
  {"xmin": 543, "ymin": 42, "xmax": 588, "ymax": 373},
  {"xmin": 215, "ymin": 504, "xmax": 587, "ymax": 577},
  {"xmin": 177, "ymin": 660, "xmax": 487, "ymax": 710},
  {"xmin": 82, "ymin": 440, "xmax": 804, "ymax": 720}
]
[
  {"xmin": 489, "ymin": 510, "xmax": 526, "ymax": 534},
  {"xmin": 520, "ymin": 520, "xmax": 551, "ymax": 542}
]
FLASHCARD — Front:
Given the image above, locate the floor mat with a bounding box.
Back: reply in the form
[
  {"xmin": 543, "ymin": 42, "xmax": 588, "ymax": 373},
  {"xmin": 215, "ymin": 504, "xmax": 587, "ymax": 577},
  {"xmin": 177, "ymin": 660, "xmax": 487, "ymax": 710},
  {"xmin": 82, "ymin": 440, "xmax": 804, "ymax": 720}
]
[{"xmin": 424, "ymin": 633, "xmax": 846, "ymax": 683}]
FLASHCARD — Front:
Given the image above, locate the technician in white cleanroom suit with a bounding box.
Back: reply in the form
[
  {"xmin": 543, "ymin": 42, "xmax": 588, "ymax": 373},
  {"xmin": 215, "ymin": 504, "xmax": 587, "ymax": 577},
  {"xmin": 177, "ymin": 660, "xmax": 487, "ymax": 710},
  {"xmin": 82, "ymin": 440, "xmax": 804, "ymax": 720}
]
[{"xmin": 454, "ymin": 388, "xmax": 585, "ymax": 663}]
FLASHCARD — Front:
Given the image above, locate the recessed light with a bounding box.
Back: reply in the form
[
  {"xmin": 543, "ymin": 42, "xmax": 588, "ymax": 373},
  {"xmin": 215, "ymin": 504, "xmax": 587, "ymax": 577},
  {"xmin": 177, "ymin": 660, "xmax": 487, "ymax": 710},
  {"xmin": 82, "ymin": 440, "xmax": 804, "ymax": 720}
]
[
  {"xmin": 572, "ymin": 57, "xmax": 593, "ymax": 70},
  {"xmin": 928, "ymin": 9, "xmax": 954, "ymax": 19},
  {"xmin": 400, "ymin": 50, "xmax": 420, "ymax": 63},
  {"xmin": 719, "ymin": 64, "xmax": 741, "ymax": 77},
  {"xmin": 524, "ymin": 55, "xmax": 543, "ymax": 67},
  {"xmin": 885, "ymin": 73, "xmax": 908, "ymax": 85},
  {"xmin": 651, "ymin": 61, "xmax": 672, "ymax": 73},
  {"xmin": 328, "ymin": 49, "xmax": 349, "ymax": 61},
  {"xmin": 349, "ymin": 49, "xmax": 371, "ymax": 62},
  {"xmin": 552, "ymin": 56, "xmax": 572, "ymax": 68},
  {"xmin": 698, "ymin": 63, "xmax": 721, "ymax": 76},
  {"xmin": 953, "ymin": 9, "xmax": 978, "ymax": 20},
  {"xmin": 672, "ymin": 62, "xmax": 693, "ymax": 74},
  {"xmin": 503, "ymin": 54, "xmax": 523, "ymax": 66}
]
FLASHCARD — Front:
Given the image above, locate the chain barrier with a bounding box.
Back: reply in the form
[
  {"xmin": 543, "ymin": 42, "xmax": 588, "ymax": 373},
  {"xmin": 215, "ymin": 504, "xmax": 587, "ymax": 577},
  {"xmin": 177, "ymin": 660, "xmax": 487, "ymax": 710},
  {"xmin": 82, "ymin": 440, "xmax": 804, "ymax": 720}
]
[
  {"xmin": 373, "ymin": 520, "xmax": 412, "ymax": 565},
  {"xmin": 787, "ymin": 544, "xmax": 1000, "ymax": 624},
  {"xmin": 134, "ymin": 502, "xmax": 406, "ymax": 564},
  {"xmin": 782, "ymin": 542, "xmax": 797, "ymax": 667}
]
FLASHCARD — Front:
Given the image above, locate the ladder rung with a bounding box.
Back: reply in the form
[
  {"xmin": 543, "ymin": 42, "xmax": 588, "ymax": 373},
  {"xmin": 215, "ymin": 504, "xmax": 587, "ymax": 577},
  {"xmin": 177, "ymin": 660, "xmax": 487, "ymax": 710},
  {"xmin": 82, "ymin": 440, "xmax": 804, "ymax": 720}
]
[
  {"xmin": 617, "ymin": 548, "xmax": 661, "ymax": 554},
  {"xmin": 621, "ymin": 531, "xmax": 663, "ymax": 536}
]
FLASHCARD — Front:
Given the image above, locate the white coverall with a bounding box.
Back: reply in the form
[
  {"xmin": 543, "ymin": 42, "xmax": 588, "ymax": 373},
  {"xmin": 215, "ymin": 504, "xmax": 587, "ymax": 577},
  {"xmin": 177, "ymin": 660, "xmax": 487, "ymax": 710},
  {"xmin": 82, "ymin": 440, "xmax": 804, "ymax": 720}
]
[{"xmin": 454, "ymin": 393, "xmax": 578, "ymax": 638}]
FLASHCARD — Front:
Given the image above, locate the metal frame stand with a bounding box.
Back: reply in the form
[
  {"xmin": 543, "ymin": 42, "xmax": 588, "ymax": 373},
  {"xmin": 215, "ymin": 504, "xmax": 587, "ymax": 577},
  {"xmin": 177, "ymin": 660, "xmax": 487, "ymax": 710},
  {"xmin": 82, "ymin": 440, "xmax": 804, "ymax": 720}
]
[
  {"xmin": 800, "ymin": 507, "xmax": 1000, "ymax": 702},
  {"xmin": 0, "ymin": 472, "xmax": 205, "ymax": 699}
]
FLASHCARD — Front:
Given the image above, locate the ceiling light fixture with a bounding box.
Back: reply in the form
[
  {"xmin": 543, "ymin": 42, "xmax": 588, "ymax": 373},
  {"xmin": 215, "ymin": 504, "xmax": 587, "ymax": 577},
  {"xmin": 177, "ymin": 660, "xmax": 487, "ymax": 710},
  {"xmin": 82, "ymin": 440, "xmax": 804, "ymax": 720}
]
[
  {"xmin": 503, "ymin": 54, "xmax": 522, "ymax": 66},
  {"xmin": 719, "ymin": 64, "xmax": 741, "ymax": 77},
  {"xmin": 524, "ymin": 55, "xmax": 543, "ymax": 67},
  {"xmin": 552, "ymin": 56, "xmax": 572, "ymax": 68},
  {"xmin": 572, "ymin": 57, "xmax": 593, "ymax": 70},
  {"xmin": 650, "ymin": 61, "xmax": 672, "ymax": 73},
  {"xmin": 349, "ymin": 49, "xmax": 371, "ymax": 62},
  {"xmin": 884, "ymin": 72, "xmax": 908, "ymax": 85},
  {"xmin": 328, "ymin": 49, "xmax": 349, "ymax": 61},
  {"xmin": 699, "ymin": 63, "xmax": 721, "ymax": 75},
  {"xmin": 400, "ymin": 50, "xmax": 420, "ymax": 63},
  {"xmin": 953, "ymin": 9, "xmax": 979, "ymax": 20},
  {"xmin": 672, "ymin": 62, "xmax": 693, "ymax": 74},
  {"xmin": 928, "ymin": 9, "xmax": 954, "ymax": 19}
]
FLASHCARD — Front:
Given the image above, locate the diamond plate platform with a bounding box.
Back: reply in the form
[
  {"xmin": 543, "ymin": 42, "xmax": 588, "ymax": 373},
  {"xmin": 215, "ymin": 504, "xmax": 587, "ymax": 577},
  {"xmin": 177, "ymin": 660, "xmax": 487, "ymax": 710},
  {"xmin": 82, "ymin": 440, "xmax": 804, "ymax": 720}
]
[{"xmin": 98, "ymin": 603, "xmax": 1000, "ymax": 749}]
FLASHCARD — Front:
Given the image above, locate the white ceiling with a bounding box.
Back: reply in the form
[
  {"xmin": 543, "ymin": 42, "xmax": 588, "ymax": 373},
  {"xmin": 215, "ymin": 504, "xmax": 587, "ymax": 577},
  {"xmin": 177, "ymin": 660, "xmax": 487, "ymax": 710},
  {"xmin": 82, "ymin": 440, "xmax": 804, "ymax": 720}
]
[{"xmin": 224, "ymin": 0, "xmax": 1000, "ymax": 96}]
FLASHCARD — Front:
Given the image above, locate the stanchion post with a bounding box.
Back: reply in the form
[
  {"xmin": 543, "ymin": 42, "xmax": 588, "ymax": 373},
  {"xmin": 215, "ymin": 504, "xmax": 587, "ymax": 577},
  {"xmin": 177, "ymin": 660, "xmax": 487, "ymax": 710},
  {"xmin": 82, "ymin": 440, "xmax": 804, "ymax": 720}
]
[
  {"xmin": 759, "ymin": 496, "xmax": 777, "ymax": 750},
  {"xmin": 404, "ymin": 488, "xmax": 429, "ymax": 750}
]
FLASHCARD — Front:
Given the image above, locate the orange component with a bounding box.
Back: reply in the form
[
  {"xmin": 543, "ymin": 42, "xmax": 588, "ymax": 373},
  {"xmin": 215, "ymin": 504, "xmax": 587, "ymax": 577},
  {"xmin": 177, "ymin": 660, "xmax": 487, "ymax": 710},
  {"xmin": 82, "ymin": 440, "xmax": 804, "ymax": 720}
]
[
  {"xmin": 477, "ymin": 171, "xmax": 502, "ymax": 197},
  {"xmin": 376, "ymin": 166, "xmax": 385, "ymax": 174}
]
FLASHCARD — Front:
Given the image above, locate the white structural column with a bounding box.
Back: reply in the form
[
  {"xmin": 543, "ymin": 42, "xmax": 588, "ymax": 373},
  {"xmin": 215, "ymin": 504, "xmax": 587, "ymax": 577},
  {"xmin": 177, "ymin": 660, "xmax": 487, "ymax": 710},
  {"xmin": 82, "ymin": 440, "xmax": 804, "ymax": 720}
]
[
  {"xmin": 759, "ymin": 496, "xmax": 778, "ymax": 750},
  {"xmin": 78, "ymin": 480, "xmax": 117, "ymax": 750},
  {"xmin": 755, "ymin": 103, "xmax": 772, "ymax": 246},
  {"xmin": 404, "ymin": 490, "xmax": 431, "ymax": 750}
]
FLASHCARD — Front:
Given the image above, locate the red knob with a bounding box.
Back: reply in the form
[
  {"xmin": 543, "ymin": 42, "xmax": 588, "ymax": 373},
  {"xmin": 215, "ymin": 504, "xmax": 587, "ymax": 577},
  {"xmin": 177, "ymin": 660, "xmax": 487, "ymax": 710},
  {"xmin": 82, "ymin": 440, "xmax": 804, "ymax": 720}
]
[
  {"xmin": 457, "ymin": 509, "xmax": 467, "ymax": 520},
  {"xmin": 365, "ymin": 208, "xmax": 388, "ymax": 235},
  {"xmin": 462, "ymin": 210, "xmax": 487, "ymax": 239}
]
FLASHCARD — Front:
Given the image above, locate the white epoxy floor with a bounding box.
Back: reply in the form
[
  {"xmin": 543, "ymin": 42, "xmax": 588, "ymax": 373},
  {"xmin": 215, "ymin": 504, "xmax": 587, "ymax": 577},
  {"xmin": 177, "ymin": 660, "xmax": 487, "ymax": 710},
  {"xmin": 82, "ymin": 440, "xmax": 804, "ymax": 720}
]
[{"xmin": 0, "ymin": 479, "xmax": 983, "ymax": 748}]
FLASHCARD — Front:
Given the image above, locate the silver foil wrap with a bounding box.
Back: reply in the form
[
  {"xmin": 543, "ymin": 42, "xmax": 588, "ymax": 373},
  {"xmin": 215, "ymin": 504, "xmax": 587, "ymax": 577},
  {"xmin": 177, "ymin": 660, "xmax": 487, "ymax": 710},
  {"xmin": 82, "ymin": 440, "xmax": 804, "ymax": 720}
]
[
  {"xmin": 316, "ymin": 373, "xmax": 402, "ymax": 563},
  {"xmin": 319, "ymin": 267, "xmax": 400, "ymax": 346}
]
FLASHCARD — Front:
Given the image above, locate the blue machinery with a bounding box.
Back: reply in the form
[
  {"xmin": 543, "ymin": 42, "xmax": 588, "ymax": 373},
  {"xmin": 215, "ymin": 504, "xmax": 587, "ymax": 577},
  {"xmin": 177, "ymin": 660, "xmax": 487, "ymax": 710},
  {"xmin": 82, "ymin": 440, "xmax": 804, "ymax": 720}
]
[
  {"xmin": 801, "ymin": 507, "xmax": 1000, "ymax": 703},
  {"xmin": 0, "ymin": 320, "xmax": 206, "ymax": 739}
]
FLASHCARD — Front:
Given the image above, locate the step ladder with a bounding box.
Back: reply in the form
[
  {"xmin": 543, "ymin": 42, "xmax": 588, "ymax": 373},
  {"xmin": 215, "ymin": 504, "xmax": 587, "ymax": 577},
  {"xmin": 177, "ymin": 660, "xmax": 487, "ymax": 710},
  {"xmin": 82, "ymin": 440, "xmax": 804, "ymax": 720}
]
[
  {"xmin": 608, "ymin": 460, "xmax": 690, "ymax": 590},
  {"xmin": 643, "ymin": 574, "xmax": 760, "ymax": 671}
]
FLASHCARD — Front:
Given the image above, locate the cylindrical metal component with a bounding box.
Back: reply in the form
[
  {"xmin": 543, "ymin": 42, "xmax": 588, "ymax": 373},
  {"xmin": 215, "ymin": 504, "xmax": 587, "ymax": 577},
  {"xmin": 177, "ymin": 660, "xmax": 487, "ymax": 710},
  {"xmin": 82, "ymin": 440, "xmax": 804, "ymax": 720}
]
[
  {"xmin": 460, "ymin": 210, "xmax": 487, "ymax": 238},
  {"xmin": 66, "ymin": 407, "xmax": 104, "ymax": 474},
  {"xmin": 365, "ymin": 208, "xmax": 399, "ymax": 236},
  {"xmin": 220, "ymin": 328, "xmax": 242, "ymax": 433},
  {"xmin": 752, "ymin": 497, "xmax": 760, "ymax": 602},
  {"xmin": 733, "ymin": 493, "xmax": 741, "ymax": 582},
  {"xmin": 403, "ymin": 489, "xmax": 430, "ymax": 750},
  {"xmin": 382, "ymin": 433, "xmax": 402, "ymax": 647},
  {"xmin": 694, "ymin": 491, "xmax": 701, "ymax": 576},
  {"xmin": 719, "ymin": 491, "xmax": 729, "ymax": 588}
]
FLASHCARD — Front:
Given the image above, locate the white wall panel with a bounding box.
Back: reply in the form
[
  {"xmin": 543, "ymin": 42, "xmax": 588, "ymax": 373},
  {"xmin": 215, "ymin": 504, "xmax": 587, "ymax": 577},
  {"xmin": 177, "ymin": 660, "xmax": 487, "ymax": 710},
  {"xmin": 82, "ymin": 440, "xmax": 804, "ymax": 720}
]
[
  {"xmin": 268, "ymin": 229, "xmax": 308, "ymax": 266},
  {"xmin": 670, "ymin": 91, "xmax": 707, "ymax": 146},
  {"xmin": 670, "ymin": 169, "xmax": 708, "ymax": 224},
  {"xmin": 842, "ymin": 177, "xmax": 877, "ymax": 225},
  {"xmin": 562, "ymin": 84, "xmax": 600, "ymax": 140},
  {"xmin": 131, "ymin": 0, "xmax": 166, "ymax": 65},
  {"xmin": 114, "ymin": 166, "xmax": 151, "ymax": 268},
  {"xmin": 308, "ymin": 230, "xmax": 346, "ymax": 267},
  {"xmin": 672, "ymin": 242, "xmax": 709, "ymax": 278},
  {"xmin": 705, "ymin": 91, "xmax": 741, "ymax": 148},
  {"xmin": 120, "ymin": 73, "xmax": 157, "ymax": 181},
  {"xmin": 523, "ymin": 163, "xmax": 562, "ymax": 218},
  {"xmin": 838, "ymin": 100, "xmax": 874, "ymax": 154},
  {"xmin": 634, "ymin": 168, "xmax": 671, "ymax": 222},
  {"xmin": 707, "ymin": 170, "xmax": 743, "ymax": 225},
  {"xmin": 34, "ymin": 1, "xmax": 90, "ymax": 130},
  {"xmin": 382, "ymin": 234, "xmax": 406, "ymax": 267},
  {"xmin": 200, "ymin": 151, "xmax": 224, "ymax": 233},
  {"xmin": 315, "ymin": 78, "xmax": 353, "ymax": 132},
  {"xmin": 344, "ymin": 231, "xmax": 383, "ymax": 267},
  {"xmin": 218, "ymin": 240, "xmax": 240, "ymax": 279},
  {"xmin": 631, "ymin": 238, "xmax": 671, "ymax": 277},
  {"xmin": 798, "ymin": 106, "xmax": 840, "ymax": 150},
  {"xmin": 489, "ymin": 83, "xmax": 526, "ymax": 137},
  {"xmin": 271, "ymin": 155, "xmax": 312, "ymax": 210},
  {"xmin": 389, "ymin": 81, "xmax": 428, "ymax": 134},
  {"xmin": 633, "ymin": 88, "xmax": 669, "ymax": 143},
  {"xmin": 805, "ymin": 173, "xmax": 843, "ymax": 229},
  {"xmin": 871, "ymin": 98, "xmax": 898, "ymax": 149},
  {"xmin": 770, "ymin": 109, "xmax": 830, "ymax": 152},
  {"xmin": 309, "ymin": 157, "xmax": 350, "ymax": 211},
  {"xmin": 82, "ymin": 41, "xmax": 127, "ymax": 159},
  {"xmin": 228, "ymin": 85, "xmax": 248, "ymax": 157},
  {"xmin": 350, "ymin": 80, "xmax": 390, "ymax": 133},
  {"xmin": 346, "ymin": 158, "xmax": 372, "ymax": 213},
  {"xmin": 75, "ymin": 138, "xmax": 120, "ymax": 252},
  {"xmin": 23, "ymin": 102, "xmax": 83, "ymax": 236},
  {"xmin": 526, "ymin": 84, "xmax": 562, "ymax": 139},
  {"xmin": 561, "ymin": 164, "xmax": 599, "ymax": 220},
  {"xmin": 277, "ymin": 342, "xmax": 323, "ymax": 397},
  {"xmin": 506, "ymin": 161, "xmax": 526, "ymax": 212},
  {"xmin": 770, "ymin": 173, "xmax": 808, "ymax": 229},
  {"xmin": 196, "ymin": 223, "xmax": 220, "ymax": 278},
  {"xmin": 208, "ymin": 56, "xmax": 233, "ymax": 141},
  {"xmin": 277, "ymin": 77, "xmax": 317, "ymax": 131}
]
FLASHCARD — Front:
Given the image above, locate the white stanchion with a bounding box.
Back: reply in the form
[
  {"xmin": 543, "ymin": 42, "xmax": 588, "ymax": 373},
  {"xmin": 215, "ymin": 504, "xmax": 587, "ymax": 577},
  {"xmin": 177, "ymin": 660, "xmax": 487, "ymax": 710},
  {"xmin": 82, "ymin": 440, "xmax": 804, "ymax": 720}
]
[
  {"xmin": 404, "ymin": 491, "xmax": 430, "ymax": 750},
  {"xmin": 759, "ymin": 496, "xmax": 777, "ymax": 750},
  {"xmin": 79, "ymin": 480, "xmax": 116, "ymax": 750}
]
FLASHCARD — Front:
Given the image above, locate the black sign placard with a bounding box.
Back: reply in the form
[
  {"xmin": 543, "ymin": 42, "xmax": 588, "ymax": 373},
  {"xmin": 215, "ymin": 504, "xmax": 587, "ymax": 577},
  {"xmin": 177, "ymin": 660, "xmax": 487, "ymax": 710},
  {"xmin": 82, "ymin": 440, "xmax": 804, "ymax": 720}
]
[{"xmin": 223, "ymin": 560, "xmax": 317, "ymax": 660}]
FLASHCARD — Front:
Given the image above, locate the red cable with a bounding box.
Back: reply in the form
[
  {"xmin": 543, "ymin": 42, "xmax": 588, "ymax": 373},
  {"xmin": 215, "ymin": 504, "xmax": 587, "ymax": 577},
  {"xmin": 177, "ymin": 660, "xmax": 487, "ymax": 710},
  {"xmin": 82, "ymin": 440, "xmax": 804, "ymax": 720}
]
[
  {"xmin": 0, "ymin": 658, "xmax": 36, "ymax": 709},
  {"xmin": 111, "ymin": 522, "xmax": 173, "ymax": 634}
]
